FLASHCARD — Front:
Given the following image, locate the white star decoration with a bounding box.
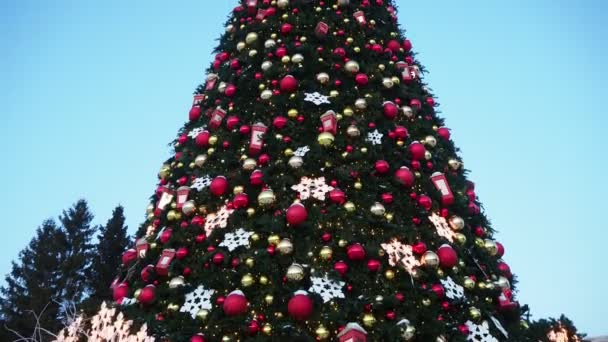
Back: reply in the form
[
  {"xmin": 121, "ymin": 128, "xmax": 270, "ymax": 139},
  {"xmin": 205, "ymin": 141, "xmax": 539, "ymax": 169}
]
[
  {"xmin": 204, "ymin": 205, "xmax": 234, "ymax": 237},
  {"xmin": 180, "ymin": 285, "xmax": 215, "ymax": 319},
  {"xmin": 440, "ymin": 276, "xmax": 465, "ymax": 300},
  {"xmin": 490, "ymin": 316, "xmax": 509, "ymax": 339},
  {"xmin": 291, "ymin": 176, "xmax": 334, "ymax": 201},
  {"xmin": 366, "ymin": 129, "xmax": 383, "ymax": 145},
  {"xmin": 190, "ymin": 175, "xmax": 212, "ymax": 191},
  {"xmin": 466, "ymin": 321, "xmax": 498, "ymax": 342},
  {"xmin": 309, "ymin": 274, "xmax": 345, "ymax": 303},
  {"xmin": 121, "ymin": 297, "xmax": 137, "ymax": 306},
  {"xmin": 428, "ymin": 213, "xmax": 455, "ymax": 242},
  {"xmin": 304, "ymin": 92, "xmax": 331, "ymax": 105},
  {"xmin": 219, "ymin": 228, "xmax": 253, "ymax": 251},
  {"xmin": 294, "ymin": 145, "xmax": 310, "ymax": 157},
  {"xmin": 187, "ymin": 127, "xmax": 206, "ymax": 138},
  {"xmin": 381, "ymin": 239, "xmax": 421, "ymax": 274}
]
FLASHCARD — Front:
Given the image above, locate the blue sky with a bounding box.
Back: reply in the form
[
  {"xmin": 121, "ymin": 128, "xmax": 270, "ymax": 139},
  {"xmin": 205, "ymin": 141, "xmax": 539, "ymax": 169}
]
[{"xmin": 1, "ymin": 0, "xmax": 606, "ymax": 336}]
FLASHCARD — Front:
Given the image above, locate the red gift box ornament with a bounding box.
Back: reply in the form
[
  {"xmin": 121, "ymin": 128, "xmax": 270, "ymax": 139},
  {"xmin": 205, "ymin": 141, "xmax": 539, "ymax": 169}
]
[
  {"xmin": 249, "ymin": 122, "xmax": 267, "ymax": 155},
  {"xmin": 192, "ymin": 94, "xmax": 205, "ymax": 106},
  {"xmin": 430, "ymin": 172, "xmax": 454, "ymax": 206},
  {"xmin": 176, "ymin": 186, "xmax": 190, "ymax": 209},
  {"xmin": 320, "ymin": 110, "xmax": 338, "ymax": 135},
  {"xmin": 315, "ymin": 21, "xmax": 329, "ymax": 38},
  {"xmin": 156, "ymin": 249, "xmax": 176, "ymax": 277},
  {"xmin": 246, "ymin": 0, "xmax": 258, "ymax": 13},
  {"xmin": 209, "ymin": 107, "xmax": 226, "ymax": 130},
  {"xmin": 338, "ymin": 322, "xmax": 367, "ymax": 342},
  {"xmin": 136, "ymin": 237, "xmax": 150, "ymax": 258},
  {"xmin": 157, "ymin": 187, "xmax": 174, "ymax": 211},
  {"xmin": 204, "ymin": 74, "xmax": 218, "ymax": 91},
  {"xmin": 353, "ymin": 11, "xmax": 367, "ymax": 26},
  {"xmin": 498, "ymin": 289, "xmax": 519, "ymax": 312},
  {"xmin": 256, "ymin": 8, "xmax": 267, "ymax": 20}
]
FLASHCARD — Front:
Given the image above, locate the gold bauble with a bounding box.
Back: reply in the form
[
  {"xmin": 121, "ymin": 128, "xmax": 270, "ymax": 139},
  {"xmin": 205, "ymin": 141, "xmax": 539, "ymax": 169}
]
[
  {"xmin": 243, "ymin": 158, "xmax": 257, "ymax": 170},
  {"xmin": 262, "ymin": 324, "xmax": 272, "ymax": 335},
  {"xmin": 355, "ymin": 98, "xmax": 367, "ymax": 109},
  {"xmin": 343, "ymin": 107, "xmax": 354, "ymax": 116},
  {"xmin": 236, "ymin": 41, "xmax": 246, "ymax": 51},
  {"xmin": 449, "ymin": 216, "xmax": 465, "ymax": 230},
  {"xmin": 146, "ymin": 203, "xmax": 155, "ymax": 213},
  {"xmin": 264, "ymin": 294, "xmax": 274, "ymax": 305},
  {"xmin": 497, "ymin": 276, "xmax": 511, "ymax": 290},
  {"xmin": 182, "ymin": 200, "xmax": 196, "ymax": 215},
  {"xmin": 315, "ymin": 325, "xmax": 330, "ymax": 340},
  {"xmin": 258, "ymin": 189, "xmax": 276, "ymax": 206},
  {"xmin": 424, "ymin": 135, "xmax": 437, "ymax": 147},
  {"xmin": 134, "ymin": 289, "xmax": 142, "ymax": 299},
  {"xmin": 469, "ymin": 307, "xmax": 481, "ymax": 320},
  {"xmin": 167, "ymin": 303, "xmax": 180, "ymax": 311},
  {"xmin": 288, "ymin": 108, "xmax": 298, "ymax": 118},
  {"xmin": 345, "ymin": 60, "xmax": 360, "ymax": 73},
  {"xmin": 330, "ymin": 90, "xmax": 339, "ymax": 97},
  {"xmin": 241, "ymin": 274, "xmax": 255, "ymax": 287},
  {"xmin": 319, "ymin": 246, "xmax": 333, "ymax": 260},
  {"xmin": 391, "ymin": 76, "xmax": 400, "ymax": 85},
  {"xmin": 363, "ymin": 313, "xmax": 376, "ymax": 327},
  {"xmin": 268, "ymin": 234, "xmax": 280, "ymax": 245},
  {"xmin": 485, "ymin": 282, "xmax": 496, "ymax": 290},
  {"xmin": 277, "ymin": 0, "xmax": 289, "ymax": 8},
  {"xmin": 478, "ymin": 281, "xmax": 487, "ymax": 290},
  {"xmin": 317, "ymin": 72, "xmax": 330, "ymax": 84},
  {"xmin": 166, "ymin": 210, "xmax": 177, "ymax": 221},
  {"xmin": 422, "ymin": 298, "xmax": 431, "ymax": 306},
  {"xmin": 360, "ymin": 147, "xmax": 368, "ymax": 154},
  {"xmin": 147, "ymin": 212, "xmax": 154, "ymax": 220},
  {"xmin": 286, "ymin": 263, "xmax": 305, "ymax": 281},
  {"xmin": 371, "ymin": 202, "xmax": 386, "ymax": 216},
  {"xmin": 344, "ymin": 201, "xmax": 355, "ymax": 212},
  {"xmin": 425, "ymin": 150, "xmax": 432, "ymax": 160},
  {"xmin": 251, "ymin": 233, "xmax": 259, "ymax": 241},
  {"xmin": 158, "ymin": 164, "xmax": 171, "ymax": 179},
  {"xmin": 149, "ymin": 242, "xmax": 157, "ymax": 250},
  {"xmin": 288, "ymin": 155, "xmax": 303, "ymax": 168},
  {"xmin": 259, "ymin": 84, "xmax": 266, "ymax": 90},
  {"xmin": 221, "ymin": 336, "xmax": 231, "ymax": 342},
  {"xmin": 233, "ymin": 185, "xmax": 244, "ymax": 195},
  {"xmin": 448, "ymin": 159, "xmax": 461, "ymax": 170},
  {"xmin": 422, "ymin": 251, "xmax": 439, "ymax": 268},
  {"xmin": 338, "ymin": 239, "xmax": 348, "ymax": 247},
  {"xmin": 196, "ymin": 309, "xmax": 209, "ymax": 320},
  {"xmin": 382, "ymin": 77, "xmax": 394, "ymax": 88},
  {"xmin": 464, "ymin": 277, "xmax": 476, "ymax": 289},
  {"xmin": 436, "ymin": 269, "xmax": 445, "ymax": 277},
  {"xmin": 475, "ymin": 238, "xmax": 485, "ymax": 248},
  {"xmin": 385, "ymin": 212, "xmax": 394, "ymax": 221},
  {"xmin": 520, "ymin": 320, "xmax": 530, "ymax": 329},
  {"xmin": 347, "ymin": 125, "xmax": 360, "ymax": 137},
  {"xmin": 245, "ymin": 258, "xmax": 255, "ymax": 267},
  {"xmin": 247, "ymin": 208, "xmax": 255, "ymax": 216},
  {"xmin": 259, "ymin": 275, "xmax": 269, "ymax": 285},
  {"xmin": 281, "ymin": 55, "xmax": 291, "ymax": 64},
  {"xmin": 276, "ymin": 238, "xmax": 294, "ymax": 255},
  {"xmin": 246, "ymin": 32, "xmax": 258, "ymax": 44},
  {"xmin": 168, "ymin": 276, "xmax": 185, "ymax": 289},
  {"xmin": 385, "ymin": 269, "xmax": 395, "ymax": 279},
  {"xmin": 354, "ymin": 181, "xmax": 362, "ymax": 190},
  {"xmin": 354, "ymin": 46, "xmax": 361, "ymax": 53},
  {"xmin": 454, "ymin": 233, "xmax": 467, "ymax": 245},
  {"xmin": 318, "ymin": 132, "xmax": 335, "ymax": 146},
  {"xmin": 484, "ymin": 239, "xmax": 498, "ymax": 255},
  {"xmin": 249, "ymin": 49, "xmax": 258, "ymax": 58}
]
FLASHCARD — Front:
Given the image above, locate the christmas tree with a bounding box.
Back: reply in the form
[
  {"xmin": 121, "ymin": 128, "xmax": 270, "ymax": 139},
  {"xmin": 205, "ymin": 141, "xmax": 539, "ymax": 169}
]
[{"xmin": 72, "ymin": 1, "xmax": 578, "ymax": 341}]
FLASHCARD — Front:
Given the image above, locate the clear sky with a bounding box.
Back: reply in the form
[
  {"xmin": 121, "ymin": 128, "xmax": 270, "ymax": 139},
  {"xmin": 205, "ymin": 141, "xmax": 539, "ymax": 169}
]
[{"xmin": 1, "ymin": 0, "xmax": 606, "ymax": 336}]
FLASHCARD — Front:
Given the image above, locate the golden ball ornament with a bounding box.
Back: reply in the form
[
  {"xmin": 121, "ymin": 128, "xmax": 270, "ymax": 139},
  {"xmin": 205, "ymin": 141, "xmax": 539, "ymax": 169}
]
[
  {"xmin": 182, "ymin": 200, "xmax": 196, "ymax": 215},
  {"xmin": 478, "ymin": 281, "xmax": 487, "ymax": 290},
  {"xmin": 362, "ymin": 313, "xmax": 376, "ymax": 327},
  {"xmin": 354, "ymin": 46, "xmax": 361, "ymax": 53},
  {"xmin": 258, "ymin": 83, "xmax": 266, "ymax": 91},
  {"xmin": 245, "ymin": 258, "xmax": 255, "ymax": 267},
  {"xmin": 158, "ymin": 164, "xmax": 171, "ymax": 179},
  {"xmin": 469, "ymin": 307, "xmax": 482, "ymax": 320},
  {"xmin": 170, "ymin": 202, "xmax": 177, "ymax": 209},
  {"xmin": 345, "ymin": 60, "xmax": 360, "ymax": 73},
  {"xmin": 422, "ymin": 298, "xmax": 432, "ymax": 306},
  {"xmin": 385, "ymin": 269, "xmax": 395, "ymax": 279},
  {"xmin": 188, "ymin": 162, "xmax": 195, "ymax": 168},
  {"xmin": 262, "ymin": 324, "xmax": 272, "ymax": 335},
  {"xmin": 338, "ymin": 239, "xmax": 348, "ymax": 247},
  {"xmin": 146, "ymin": 203, "xmax": 154, "ymax": 213},
  {"xmin": 233, "ymin": 185, "xmax": 244, "ymax": 195},
  {"xmin": 436, "ymin": 269, "xmax": 445, "ymax": 277},
  {"xmin": 221, "ymin": 336, "xmax": 231, "ymax": 342},
  {"xmin": 475, "ymin": 238, "xmax": 485, "ymax": 248},
  {"xmin": 149, "ymin": 242, "xmax": 157, "ymax": 250},
  {"xmin": 347, "ymin": 125, "xmax": 360, "ymax": 137},
  {"xmin": 286, "ymin": 263, "xmax": 305, "ymax": 281},
  {"xmin": 315, "ymin": 325, "xmax": 330, "ymax": 340},
  {"xmin": 245, "ymin": 32, "xmax": 258, "ymax": 44},
  {"xmin": 330, "ymin": 90, "xmax": 339, "ymax": 97},
  {"xmin": 382, "ymin": 77, "xmax": 394, "ymax": 88},
  {"xmin": 449, "ymin": 216, "xmax": 465, "ymax": 230},
  {"xmin": 166, "ymin": 210, "xmax": 177, "ymax": 221},
  {"xmin": 258, "ymin": 189, "xmax": 276, "ymax": 206},
  {"xmin": 247, "ymin": 208, "xmax": 255, "ymax": 216},
  {"xmin": 385, "ymin": 212, "xmax": 394, "ymax": 221},
  {"xmin": 251, "ymin": 233, "xmax": 260, "ymax": 241},
  {"xmin": 319, "ymin": 246, "xmax": 333, "ymax": 260},
  {"xmin": 454, "ymin": 233, "xmax": 467, "ymax": 245},
  {"xmin": 196, "ymin": 309, "xmax": 209, "ymax": 320},
  {"xmin": 277, "ymin": 238, "xmax": 294, "ymax": 255},
  {"xmin": 264, "ymin": 294, "xmax": 274, "ymax": 305},
  {"xmin": 168, "ymin": 276, "xmax": 185, "ymax": 289},
  {"xmin": 424, "ymin": 135, "xmax": 437, "ymax": 147},
  {"xmin": 369, "ymin": 19, "xmax": 376, "ymax": 25},
  {"xmin": 344, "ymin": 201, "xmax": 356, "ymax": 212},
  {"xmin": 259, "ymin": 275, "xmax": 269, "ymax": 285},
  {"xmin": 167, "ymin": 303, "xmax": 180, "ymax": 311},
  {"xmin": 281, "ymin": 55, "xmax": 291, "ymax": 64},
  {"xmin": 277, "ymin": 0, "xmax": 289, "ymax": 8},
  {"xmin": 354, "ymin": 181, "xmax": 362, "ymax": 189},
  {"xmin": 463, "ymin": 277, "xmax": 475, "ymax": 289},
  {"xmin": 248, "ymin": 50, "xmax": 258, "ymax": 58},
  {"xmin": 236, "ymin": 41, "xmax": 246, "ymax": 51},
  {"xmin": 317, "ymin": 132, "xmax": 335, "ymax": 146},
  {"xmin": 134, "ymin": 289, "xmax": 141, "ymax": 299},
  {"xmin": 422, "ymin": 251, "xmax": 439, "ymax": 268},
  {"xmin": 425, "ymin": 150, "xmax": 433, "ymax": 160},
  {"xmin": 371, "ymin": 202, "xmax": 386, "ymax": 216},
  {"xmin": 520, "ymin": 320, "xmax": 530, "ymax": 329},
  {"xmin": 391, "ymin": 76, "xmax": 400, "ymax": 85},
  {"xmin": 378, "ymin": 63, "xmax": 386, "ymax": 71},
  {"xmin": 355, "ymin": 98, "xmax": 367, "ymax": 109},
  {"xmin": 241, "ymin": 274, "xmax": 255, "ymax": 287},
  {"xmin": 317, "ymin": 72, "xmax": 330, "ymax": 84},
  {"xmin": 243, "ymin": 158, "xmax": 257, "ymax": 170},
  {"xmin": 448, "ymin": 159, "xmax": 461, "ymax": 170},
  {"xmin": 283, "ymin": 148, "xmax": 293, "ymax": 156},
  {"xmin": 484, "ymin": 239, "xmax": 498, "ymax": 255},
  {"xmin": 288, "ymin": 155, "xmax": 303, "ymax": 168},
  {"xmin": 288, "ymin": 108, "xmax": 298, "ymax": 118},
  {"xmin": 485, "ymin": 282, "xmax": 496, "ymax": 290},
  {"xmin": 343, "ymin": 107, "xmax": 354, "ymax": 116}
]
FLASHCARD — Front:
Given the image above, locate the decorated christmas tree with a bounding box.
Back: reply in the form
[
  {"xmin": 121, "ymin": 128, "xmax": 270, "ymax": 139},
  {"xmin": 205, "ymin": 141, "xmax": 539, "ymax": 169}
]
[{"xmin": 57, "ymin": 1, "xmax": 582, "ymax": 341}]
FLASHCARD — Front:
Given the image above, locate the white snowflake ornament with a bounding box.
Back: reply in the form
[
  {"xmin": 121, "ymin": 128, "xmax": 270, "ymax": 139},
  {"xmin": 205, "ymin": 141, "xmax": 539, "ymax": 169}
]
[
  {"xmin": 180, "ymin": 285, "xmax": 215, "ymax": 319},
  {"xmin": 187, "ymin": 127, "xmax": 206, "ymax": 138},
  {"xmin": 309, "ymin": 274, "xmax": 345, "ymax": 303},
  {"xmin": 466, "ymin": 320, "xmax": 499, "ymax": 342},
  {"xmin": 294, "ymin": 145, "xmax": 310, "ymax": 157},
  {"xmin": 366, "ymin": 129, "xmax": 383, "ymax": 145},
  {"xmin": 219, "ymin": 228, "xmax": 254, "ymax": 251},
  {"xmin": 381, "ymin": 239, "xmax": 421, "ymax": 274},
  {"xmin": 304, "ymin": 92, "xmax": 331, "ymax": 105},
  {"xmin": 191, "ymin": 175, "xmax": 212, "ymax": 191},
  {"xmin": 440, "ymin": 276, "xmax": 465, "ymax": 300},
  {"xmin": 429, "ymin": 213, "xmax": 455, "ymax": 242},
  {"xmin": 204, "ymin": 205, "xmax": 234, "ymax": 237},
  {"xmin": 291, "ymin": 176, "xmax": 334, "ymax": 201}
]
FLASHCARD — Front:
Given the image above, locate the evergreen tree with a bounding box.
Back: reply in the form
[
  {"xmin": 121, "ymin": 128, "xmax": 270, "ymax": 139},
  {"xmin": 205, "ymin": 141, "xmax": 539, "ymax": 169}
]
[
  {"xmin": 87, "ymin": 205, "xmax": 130, "ymax": 309},
  {"xmin": 0, "ymin": 220, "xmax": 65, "ymax": 341},
  {"xmin": 58, "ymin": 200, "xmax": 96, "ymax": 305}
]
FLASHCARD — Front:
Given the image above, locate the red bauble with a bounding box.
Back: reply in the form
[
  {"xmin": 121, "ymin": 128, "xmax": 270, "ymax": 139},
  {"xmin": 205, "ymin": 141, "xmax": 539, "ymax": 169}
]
[
  {"xmin": 381, "ymin": 192, "xmax": 393, "ymax": 204},
  {"xmin": 375, "ymin": 160, "xmax": 390, "ymax": 174},
  {"xmin": 141, "ymin": 264, "xmax": 154, "ymax": 282},
  {"xmin": 432, "ymin": 284, "xmax": 445, "ymax": 298},
  {"xmin": 250, "ymin": 170, "xmax": 263, "ymax": 185},
  {"xmin": 273, "ymin": 116, "xmax": 288, "ymax": 129},
  {"xmin": 383, "ymin": 101, "xmax": 398, "ymax": 120},
  {"xmin": 286, "ymin": 203, "xmax": 308, "ymax": 226},
  {"xmin": 437, "ymin": 127, "xmax": 451, "ymax": 140},
  {"xmin": 210, "ymin": 176, "xmax": 229, "ymax": 196},
  {"xmin": 386, "ymin": 311, "xmax": 396, "ymax": 320},
  {"xmin": 225, "ymin": 84, "xmax": 237, "ymax": 97},
  {"xmin": 122, "ymin": 248, "xmax": 137, "ymax": 265},
  {"xmin": 113, "ymin": 282, "xmax": 129, "ymax": 303},
  {"xmin": 160, "ymin": 228, "xmax": 173, "ymax": 244},
  {"xmin": 498, "ymin": 262, "xmax": 512, "ymax": 278},
  {"xmin": 138, "ymin": 285, "xmax": 156, "ymax": 305},
  {"xmin": 281, "ymin": 23, "xmax": 293, "ymax": 35},
  {"xmin": 195, "ymin": 131, "xmax": 210, "ymax": 147},
  {"xmin": 347, "ymin": 244, "xmax": 366, "ymax": 261},
  {"xmin": 176, "ymin": 247, "xmax": 189, "ymax": 260},
  {"xmin": 387, "ymin": 39, "xmax": 401, "ymax": 52},
  {"xmin": 329, "ymin": 188, "xmax": 346, "ymax": 204},
  {"xmin": 412, "ymin": 241, "xmax": 427, "ymax": 255},
  {"xmin": 189, "ymin": 106, "xmax": 201, "ymax": 121},
  {"xmin": 233, "ymin": 193, "xmax": 249, "ymax": 209},
  {"xmin": 394, "ymin": 125, "xmax": 408, "ymax": 139},
  {"xmin": 409, "ymin": 142, "xmax": 426, "ymax": 160},
  {"xmin": 355, "ymin": 73, "xmax": 369, "ymax": 86},
  {"xmin": 403, "ymin": 39, "xmax": 412, "ymax": 51},
  {"xmin": 248, "ymin": 320, "xmax": 260, "ymax": 335},
  {"xmin": 437, "ymin": 244, "xmax": 458, "ymax": 269},
  {"xmin": 223, "ymin": 290, "xmax": 248, "ymax": 316},
  {"xmin": 280, "ymin": 75, "xmax": 298, "ymax": 93},
  {"xmin": 334, "ymin": 261, "xmax": 349, "ymax": 276},
  {"xmin": 287, "ymin": 292, "xmax": 314, "ymax": 321},
  {"xmin": 418, "ymin": 195, "xmax": 432, "ymax": 210},
  {"xmin": 496, "ymin": 242, "xmax": 505, "ymax": 257},
  {"xmin": 395, "ymin": 167, "xmax": 414, "ymax": 187},
  {"xmin": 410, "ymin": 98, "xmax": 422, "ymax": 109},
  {"xmin": 367, "ymin": 259, "xmax": 381, "ymax": 272},
  {"xmin": 212, "ymin": 253, "xmax": 225, "ymax": 265},
  {"xmin": 190, "ymin": 334, "xmax": 206, "ymax": 342},
  {"xmin": 226, "ymin": 116, "xmax": 240, "ymax": 130}
]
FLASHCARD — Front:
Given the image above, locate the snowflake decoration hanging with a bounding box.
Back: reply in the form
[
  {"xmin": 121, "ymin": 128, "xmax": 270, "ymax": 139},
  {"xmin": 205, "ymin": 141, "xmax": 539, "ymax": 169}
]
[
  {"xmin": 191, "ymin": 175, "xmax": 212, "ymax": 191},
  {"xmin": 309, "ymin": 274, "xmax": 345, "ymax": 303},
  {"xmin": 381, "ymin": 239, "xmax": 421, "ymax": 274},
  {"xmin": 304, "ymin": 92, "xmax": 331, "ymax": 105},
  {"xmin": 121, "ymin": 297, "xmax": 137, "ymax": 306},
  {"xmin": 428, "ymin": 213, "xmax": 455, "ymax": 242},
  {"xmin": 187, "ymin": 126, "xmax": 206, "ymax": 138},
  {"xmin": 292, "ymin": 176, "xmax": 334, "ymax": 201},
  {"xmin": 366, "ymin": 129, "xmax": 383, "ymax": 145},
  {"xmin": 294, "ymin": 145, "xmax": 310, "ymax": 157},
  {"xmin": 204, "ymin": 205, "xmax": 234, "ymax": 237},
  {"xmin": 219, "ymin": 228, "xmax": 253, "ymax": 251},
  {"xmin": 440, "ymin": 276, "xmax": 465, "ymax": 300},
  {"xmin": 466, "ymin": 321, "xmax": 499, "ymax": 342},
  {"xmin": 490, "ymin": 316, "xmax": 509, "ymax": 339},
  {"xmin": 180, "ymin": 285, "xmax": 215, "ymax": 319}
]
